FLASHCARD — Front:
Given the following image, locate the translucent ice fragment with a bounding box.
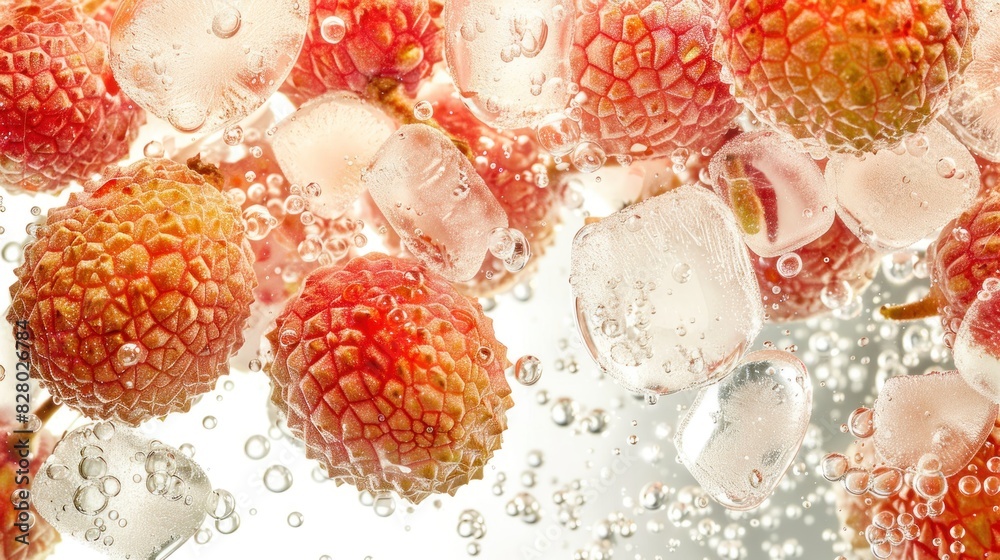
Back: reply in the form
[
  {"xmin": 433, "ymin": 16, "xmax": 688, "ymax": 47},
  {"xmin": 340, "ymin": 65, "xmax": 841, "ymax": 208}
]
[
  {"xmin": 272, "ymin": 92, "xmax": 397, "ymax": 219},
  {"xmin": 110, "ymin": 0, "xmax": 308, "ymax": 133},
  {"xmin": 829, "ymin": 123, "xmax": 979, "ymax": 252},
  {"xmin": 445, "ymin": 0, "xmax": 575, "ymax": 129},
  {"xmin": 571, "ymin": 185, "xmax": 764, "ymax": 395},
  {"xmin": 674, "ymin": 350, "xmax": 812, "ymax": 510},
  {"xmin": 941, "ymin": 0, "xmax": 1000, "ymax": 162},
  {"xmin": 362, "ymin": 124, "xmax": 508, "ymax": 281},
  {"xmin": 873, "ymin": 371, "xmax": 998, "ymax": 476},
  {"xmin": 32, "ymin": 422, "xmax": 212, "ymax": 560},
  {"xmin": 709, "ymin": 131, "xmax": 834, "ymax": 257},
  {"xmin": 954, "ymin": 281, "xmax": 1000, "ymax": 402}
]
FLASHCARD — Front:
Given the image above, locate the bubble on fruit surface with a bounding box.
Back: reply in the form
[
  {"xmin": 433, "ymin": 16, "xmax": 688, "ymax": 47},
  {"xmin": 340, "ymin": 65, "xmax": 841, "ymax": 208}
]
[
  {"xmin": 32, "ymin": 422, "xmax": 212, "ymax": 560},
  {"xmin": 571, "ymin": 141, "xmax": 607, "ymax": 173},
  {"xmin": 263, "ymin": 465, "xmax": 293, "ymax": 493},
  {"xmin": 413, "ymin": 100, "xmax": 434, "ymax": 121},
  {"xmin": 514, "ymin": 355, "xmax": 543, "ymax": 385},
  {"xmin": 776, "ymin": 253, "xmax": 802, "ymax": 278},
  {"xmin": 109, "ymin": 0, "xmax": 308, "ymax": 134},
  {"xmin": 114, "ymin": 343, "xmax": 147, "ymax": 368},
  {"xmin": 320, "ymin": 15, "xmax": 347, "ymax": 43}
]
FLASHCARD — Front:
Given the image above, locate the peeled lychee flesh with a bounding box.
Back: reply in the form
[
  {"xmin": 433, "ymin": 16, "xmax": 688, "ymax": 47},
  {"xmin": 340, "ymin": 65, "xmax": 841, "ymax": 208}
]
[
  {"xmin": 265, "ymin": 252, "xmax": 513, "ymax": 503},
  {"xmin": 7, "ymin": 158, "xmax": 257, "ymax": 426},
  {"xmin": 714, "ymin": 0, "xmax": 975, "ymax": 154}
]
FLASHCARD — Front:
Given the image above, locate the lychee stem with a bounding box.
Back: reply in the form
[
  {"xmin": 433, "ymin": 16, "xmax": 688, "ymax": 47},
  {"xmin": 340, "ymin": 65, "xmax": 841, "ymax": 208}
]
[
  {"xmin": 364, "ymin": 78, "xmax": 475, "ymax": 162},
  {"xmin": 33, "ymin": 397, "xmax": 61, "ymax": 425},
  {"xmin": 879, "ymin": 285, "xmax": 943, "ymax": 321},
  {"xmin": 185, "ymin": 154, "xmax": 225, "ymax": 190}
]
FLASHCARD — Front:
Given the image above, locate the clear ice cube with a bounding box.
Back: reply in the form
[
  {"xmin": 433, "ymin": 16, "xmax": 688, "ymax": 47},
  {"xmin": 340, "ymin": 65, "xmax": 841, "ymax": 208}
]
[
  {"xmin": 940, "ymin": 0, "xmax": 1000, "ymax": 162},
  {"xmin": 272, "ymin": 92, "xmax": 397, "ymax": 219},
  {"xmin": 361, "ymin": 124, "xmax": 509, "ymax": 282},
  {"xmin": 32, "ymin": 422, "xmax": 212, "ymax": 560},
  {"xmin": 709, "ymin": 131, "xmax": 834, "ymax": 257},
  {"xmin": 571, "ymin": 185, "xmax": 764, "ymax": 395},
  {"xmin": 444, "ymin": 0, "xmax": 575, "ymax": 129},
  {"xmin": 674, "ymin": 350, "xmax": 812, "ymax": 510},
  {"xmin": 873, "ymin": 371, "xmax": 998, "ymax": 476},
  {"xmin": 954, "ymin": 283, "xmax": 1000, "ymax": 402},
  {"xmin": 828, "ymin": 122, "xmax": 979, "ymax": 252},
  {"xmin": 110, "ymin": 0, "xmax": 308, "ymax": 133}
]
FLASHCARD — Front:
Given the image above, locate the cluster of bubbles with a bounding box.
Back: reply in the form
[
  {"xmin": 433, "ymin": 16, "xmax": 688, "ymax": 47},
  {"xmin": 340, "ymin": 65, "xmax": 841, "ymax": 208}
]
[{"xmin": 488, "ymin": 226, "xmax": 532, "ymax": 272}]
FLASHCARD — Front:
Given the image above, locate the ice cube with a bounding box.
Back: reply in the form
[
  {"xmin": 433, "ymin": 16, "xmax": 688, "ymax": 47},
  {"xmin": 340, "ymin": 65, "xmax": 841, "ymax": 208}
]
[
  {"xmin": 32, "ymin": 422, "xmax": 213, "ymax": 560},
  {"xmin": 444, "ymin": 0, "xmax": 575, "ymax": 129},
  {"xmin": 362, "ymin": 124, "xmax": 509, "ymax": 282},
  {"xmin": 828, "ymin": 123, "xmax": 979, "ymax": 252},
  {"xmin": 674, "ymin": 350, "xmax": 812, "ymax": 510},
  {"xmin": 873, "ymin": 371, "xmax": 998, "ymax": 476},
  {"xmin": 272, "ymin": 92, "xmax": 397, "ymax": 219},
  {"xmin": 709, "ymin": 131, "xmax": 834, "ymax": 257},
  {"xmin": 571, "ymin": 185, "xmax": 764, "ymax": 395},
  {"xmin": 954, "ymin": 282, "xmax": 1000, "ymax": 402},
  {"xmin": 941, "ymin": 0, "xmax": 1000, "ymax": 162},
  {"xmin": 110, "ymin": 0, "xmax": 308, "ymax": 133}
]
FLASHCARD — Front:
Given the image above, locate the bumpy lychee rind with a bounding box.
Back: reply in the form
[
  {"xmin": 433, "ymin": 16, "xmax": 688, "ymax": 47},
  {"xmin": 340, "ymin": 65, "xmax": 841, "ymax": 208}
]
[
  {"xmin": 1, "ymin": 416, "xmax": 59, "ymax": 560},
  {"xmin": 714, "ymin": 0, "xmax": 975, "ymax": 154},
  {"xmin": 0, "ymin": 0, "xmax": 145, "ymax": 194},
  {"xmin": 754, "ymin": 216, "xmax": 879, "ymax": 322},
  {"xmin": 927, "ymin": 191, "xmax": 1000, "ymax": 344},
  {"xmin": 281, "ymin": 0, "xmax": 444, "ymax": 105},
  {"xmin": 421, "ymin": 83, "xmax": 565, "ymax": 297},
  {"xmin": 571, "ymin": 0, "xmax": 742, "ymax": 159},
  {"xmin": 265, "ymin": 253, "xmax": 513, "ymax": 503},
  {"xmin": 7, "ymin": 158, "xmax": 256, "ymax": 426}
]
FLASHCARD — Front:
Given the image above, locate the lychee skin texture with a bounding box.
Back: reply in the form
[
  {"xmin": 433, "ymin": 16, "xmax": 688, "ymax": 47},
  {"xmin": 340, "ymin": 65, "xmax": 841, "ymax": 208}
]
[
  {"xmin": 1, "ymin": 416, "xmax": 59, "ymax": 560},
  {"xmin": 571, "ymin": 0, "xmax": 742, "ymax": 159},
  {"xmin": 837, "ymin": 418, "xmax": 1000, "ymax": 559},
  {"xmin": 281, "ymin": 0, "xmax": 444, "ymax": 105},
  {"xmin": 714, "ymin": 0, "xmax": 975, "ymax": 154},
  {"xmin": 7, "ymin": 158, "xmax": 256, "ymax": 426},
  {"xmin": 754, "ymin": 216, "xmax": 879, "ymax": 322},
  {"xmin": 0, "ymin": 0, "xmax": 145, "ymax": 194},
  {"xmin": 928, "ymin": 191, "xmax": 1000, "ymax": 345},
  {"xmin": 265, "ymin": 253, "xmax": 513, "ymax": 503}
]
